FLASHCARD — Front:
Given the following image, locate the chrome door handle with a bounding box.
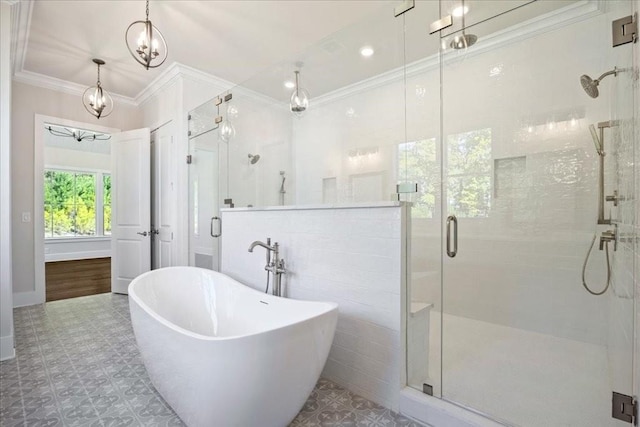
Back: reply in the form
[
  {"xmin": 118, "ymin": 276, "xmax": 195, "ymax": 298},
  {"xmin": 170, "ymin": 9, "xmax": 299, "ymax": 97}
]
[
  {"xmin": 446, "ymin": 215, "xmax": 458, "ymax": 258},
  {"xmin": 210, "ymin": 216, "xmax": 221, "ymax": 238},
  {"xmin": 137, "ymin": 231, "xmax": 149, "ymax": 237}
]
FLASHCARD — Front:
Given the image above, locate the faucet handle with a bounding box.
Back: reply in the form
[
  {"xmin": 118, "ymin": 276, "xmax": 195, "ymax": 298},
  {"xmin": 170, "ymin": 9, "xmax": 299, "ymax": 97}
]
[
  {"xmin": 266, "ymin": 237, "xmax": 272, "ymax": 264},
  {"xmin": 599, "ymin": 229, "xmax": 616, "ymax": 251},
  {"xmin": 277, "ymin": 259, "xmax": 286, "ymax": 274}
]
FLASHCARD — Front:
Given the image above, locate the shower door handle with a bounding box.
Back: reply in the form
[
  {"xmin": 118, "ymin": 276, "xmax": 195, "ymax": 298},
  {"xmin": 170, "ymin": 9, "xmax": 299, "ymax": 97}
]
[
  {"xmin": 446, "ymin": 215, "xmax": 458, "ymax": 258},
  {"xmin": 210, "ymin": 216, "xmax": 221, "ymax": 238}
]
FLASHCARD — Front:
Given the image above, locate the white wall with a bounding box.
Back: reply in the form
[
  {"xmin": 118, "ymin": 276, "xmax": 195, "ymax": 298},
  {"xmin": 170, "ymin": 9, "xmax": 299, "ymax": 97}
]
[
  {"xmin": 139, "ymin": 67, "xmax": 232, "ymax": 268},
  {"xmin": 11, "ymin": 81, "xmax": 141, "ymax": 303},
  {"xmin": 44, "ymin": 146, "xmax": 110, "ymax": 171},
  {"xmin": 220, "ymin": 204, "xmax": 406, "ymax": 410},
  {"xmin": 287, "ymin": 7, "xmax": 618, "ymax": 347},
  {"xmin": 44, "ymin": 239, "xmax": 110, "ymax": 262},
  {"xmin": 1, "ymin": 1, "xmax": 15, "ymax": 361},
  {"xmin": 225, "ymin": 91, "xmax": 293, "ymax": 208}
]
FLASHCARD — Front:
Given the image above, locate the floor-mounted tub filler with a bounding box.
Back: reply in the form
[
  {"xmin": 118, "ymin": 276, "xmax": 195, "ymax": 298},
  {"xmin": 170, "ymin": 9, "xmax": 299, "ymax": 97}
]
[{"xmin": 128, "ymin": 266, "xmax": 338, "ymax": 427}]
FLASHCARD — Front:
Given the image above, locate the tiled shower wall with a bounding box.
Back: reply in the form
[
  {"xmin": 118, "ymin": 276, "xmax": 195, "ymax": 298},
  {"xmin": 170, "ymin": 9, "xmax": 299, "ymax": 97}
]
[
  {"xmin": 220, "ymin": 204, "xmax": 406, "ymax": 410},
  {"xmin": 291, "ymin": 9, "xmax": 616, "ymax": 347}
]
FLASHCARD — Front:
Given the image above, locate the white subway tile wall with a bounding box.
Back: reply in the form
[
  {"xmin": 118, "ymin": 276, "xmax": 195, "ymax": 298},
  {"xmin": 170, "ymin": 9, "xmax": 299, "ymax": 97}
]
[{"xmin": 221, "ymin": 205, "xmax": 406, "ymax": 410}]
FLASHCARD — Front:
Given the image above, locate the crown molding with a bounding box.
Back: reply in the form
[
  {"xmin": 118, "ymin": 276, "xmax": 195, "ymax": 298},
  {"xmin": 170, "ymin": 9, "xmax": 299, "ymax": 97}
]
[
  {"xmin": 9, "ymin": 0, "xmax": 604, "ymax": 112},
  {"xmin": 10, "ymin": 0, "xmax": 32, "ymax": 76},
  {"xmin": 13, "ymin": 69, "xmax": 137, "ymax": 106},
  {"xmin": 134, "ymin": 62, "xmax": 236, "ymax": 106},
  {"xmin": 313, "ymin": 0, "xmax": 602, "ymax": 108}
]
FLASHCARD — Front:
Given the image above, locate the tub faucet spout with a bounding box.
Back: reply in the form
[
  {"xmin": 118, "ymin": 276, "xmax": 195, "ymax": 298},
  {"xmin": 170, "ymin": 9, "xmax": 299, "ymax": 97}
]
[
  {"xmin": 248, "ymin": 240, "xmax": 275, "ymax": 253},
  {"xmin": 248, "ymin": 238, "xmax": 286, "ymax": 297}
]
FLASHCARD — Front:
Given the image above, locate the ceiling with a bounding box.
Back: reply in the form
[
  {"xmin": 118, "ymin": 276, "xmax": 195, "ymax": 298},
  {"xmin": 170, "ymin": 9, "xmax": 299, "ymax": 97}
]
[
  {"xmin": 16, "ymin": 0, "xmax": 582, "ymax": 102},
  {"xmin": 19, "ymin": 0, "xmax": 396, "ymax": 99}
]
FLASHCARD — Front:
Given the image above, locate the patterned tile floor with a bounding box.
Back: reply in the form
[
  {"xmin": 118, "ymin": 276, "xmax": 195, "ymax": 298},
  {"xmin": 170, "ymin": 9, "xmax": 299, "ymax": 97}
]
[{"xmin": 0, "ymin": 293, "xmax": 423, "ymax": 427}]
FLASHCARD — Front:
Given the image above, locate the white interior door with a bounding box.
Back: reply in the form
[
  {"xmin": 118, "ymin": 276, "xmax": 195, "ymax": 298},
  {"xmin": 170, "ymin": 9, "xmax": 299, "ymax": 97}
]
[
  {"xmin": 151, "ymin": 124, "xmax": 175, "ymax": 269},
  {"xmin": 111, "ymin": 128, "xmax": 151, "ymax": 294}
]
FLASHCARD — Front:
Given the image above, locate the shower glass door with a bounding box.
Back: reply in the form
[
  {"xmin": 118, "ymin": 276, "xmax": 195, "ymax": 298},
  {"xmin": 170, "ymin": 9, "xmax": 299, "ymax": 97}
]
[
  {"xmin": 438, "ymin": 0, "xmax": 635, "ymax": 426},
  {"xmin": 188, "ymin": 99, "xmax": 223, "ymax": 271}
]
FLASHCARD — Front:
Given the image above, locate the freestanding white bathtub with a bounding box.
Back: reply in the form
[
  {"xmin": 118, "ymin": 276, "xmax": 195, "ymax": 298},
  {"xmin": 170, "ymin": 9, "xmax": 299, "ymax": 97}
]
[{"xmin": 128, "ymin": 267, "xmax": 338, "ymax": 427}]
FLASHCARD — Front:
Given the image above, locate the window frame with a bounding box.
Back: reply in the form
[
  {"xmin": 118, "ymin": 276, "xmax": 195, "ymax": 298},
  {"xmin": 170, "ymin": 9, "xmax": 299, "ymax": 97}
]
[{"xmin": 43, "ymin": 166, "xmax": 111, "ymax": 240}]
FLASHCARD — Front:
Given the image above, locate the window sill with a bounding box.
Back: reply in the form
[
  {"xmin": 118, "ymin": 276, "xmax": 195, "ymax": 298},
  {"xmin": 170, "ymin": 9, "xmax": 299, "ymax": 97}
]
[{"xmin": 45, "ymin": 236, "xmax": 111, "ymax": 243}]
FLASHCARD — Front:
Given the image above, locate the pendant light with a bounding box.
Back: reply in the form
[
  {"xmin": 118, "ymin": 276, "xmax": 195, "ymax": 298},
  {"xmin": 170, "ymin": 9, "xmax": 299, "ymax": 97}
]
[
  {"xmin": 82, "ymin": 59, "xmax": 113, "ymax": 119},
  {"xmin": 450, "ymin": 0, "xmax": 477, "ymax": 50},
  {"xmin": 46, "ymin": 125, "xmax": 111, "ymax": 142},
  {"xmin": 125, "ymin": 0, "xmax": 168, "ymax": 69},
  {"xmin": 290, "ymin": 67, "xmax": 310, "ymax": 117}
]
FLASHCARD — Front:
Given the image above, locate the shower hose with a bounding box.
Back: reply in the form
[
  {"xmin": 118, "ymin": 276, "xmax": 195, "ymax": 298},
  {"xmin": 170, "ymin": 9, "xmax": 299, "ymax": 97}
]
[{"xmin": 581, "ymin": 232, "xmax": 611, "ymax": 295}]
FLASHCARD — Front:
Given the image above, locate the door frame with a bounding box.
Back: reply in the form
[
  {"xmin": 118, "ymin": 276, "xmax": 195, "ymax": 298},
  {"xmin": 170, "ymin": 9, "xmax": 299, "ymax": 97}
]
[{"xmin": 29, "ymin": 114, "xmax": 120, "ymax": 306}]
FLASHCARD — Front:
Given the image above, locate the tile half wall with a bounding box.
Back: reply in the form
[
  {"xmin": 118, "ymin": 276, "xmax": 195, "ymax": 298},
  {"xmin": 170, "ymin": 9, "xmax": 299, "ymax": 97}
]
[{"xmin": 221, "ymin": 203, "xmax": 407, "ymax": 410}]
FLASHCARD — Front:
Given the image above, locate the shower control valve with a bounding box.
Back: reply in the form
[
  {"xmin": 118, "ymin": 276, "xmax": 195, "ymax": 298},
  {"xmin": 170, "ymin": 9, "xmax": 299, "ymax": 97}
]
[
  {"xmin": 605, "ymin": 190, "xmax": 624, "ymax": 207},
  {"xmin": 599, "ymin": 229, "xmax": 617, "ymax": 251}
]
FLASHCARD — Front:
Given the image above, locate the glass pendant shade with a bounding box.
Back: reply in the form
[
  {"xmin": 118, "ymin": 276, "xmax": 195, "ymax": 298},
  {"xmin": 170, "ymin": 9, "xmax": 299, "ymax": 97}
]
[
  {"xmin": 219, "ymin": 121, "xmax": 236, "ymax": 143},
  {"xmin": 125, "ymin": 0, "xmax": 168, "ymax": 69},
  {"xmin": 290, "ymin": 70, "xmax": 310, "ymax": 117},
  {"xmin": 82, "ymin": 59, "xmax": 113, "ymax": 119}
]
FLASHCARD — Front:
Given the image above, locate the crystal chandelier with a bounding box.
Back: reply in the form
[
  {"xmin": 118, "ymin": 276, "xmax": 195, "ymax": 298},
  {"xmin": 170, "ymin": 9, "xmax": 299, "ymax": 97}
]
[
  {"xmin": 125, "ymin": 0, "xmax": 168, "ymax": 69},
  {"xmin": 82, "ymin": 59, "xmax": 113, "ymax": 119}
]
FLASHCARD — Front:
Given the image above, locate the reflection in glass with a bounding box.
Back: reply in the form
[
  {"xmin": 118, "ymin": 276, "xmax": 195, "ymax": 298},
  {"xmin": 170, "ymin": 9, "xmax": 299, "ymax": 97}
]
[
  {"xmin": 446, "ymin": 128, "xmax": 491, "ymax": 217},
  {"xmin": 290, "ymin": 70, "xmax": 310, "ymax": 117}
]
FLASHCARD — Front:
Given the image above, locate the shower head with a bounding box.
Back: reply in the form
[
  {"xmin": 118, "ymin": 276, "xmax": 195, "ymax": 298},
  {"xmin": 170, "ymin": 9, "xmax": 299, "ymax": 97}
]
[
  {"xmin": 450, "ymin": 33, "xmax": 477, "ymax": 50},
  {"xmin": 248, "ymin": 154, "xmax": 260, "ymax": 164},
  {"xmin": 580, "ymin": 67, "xmax": 619, "ymax": 98}
]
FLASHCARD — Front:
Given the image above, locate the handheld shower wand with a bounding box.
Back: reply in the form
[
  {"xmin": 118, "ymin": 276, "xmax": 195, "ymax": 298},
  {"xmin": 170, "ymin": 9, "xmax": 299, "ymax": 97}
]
[
  {"xmin": 581, "ymin": 121, "xmax": 619, "ymax": 296},
  {"xmin": 279, "ymin": 171, "xmax": 286, "ymax": 206}
]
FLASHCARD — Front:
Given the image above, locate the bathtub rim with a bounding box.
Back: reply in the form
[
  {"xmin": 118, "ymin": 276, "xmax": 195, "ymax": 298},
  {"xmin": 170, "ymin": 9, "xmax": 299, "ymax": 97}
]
[{"xmin": 128, "ymin": 266, "xmax": 338, "ymax": 342}]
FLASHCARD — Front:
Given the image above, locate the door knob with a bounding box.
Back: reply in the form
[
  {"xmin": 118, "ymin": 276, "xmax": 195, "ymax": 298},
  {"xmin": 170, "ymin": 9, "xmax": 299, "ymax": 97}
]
[{"xmin": 137, "ymin": 231, "xmax": 149, "ymax": 237}]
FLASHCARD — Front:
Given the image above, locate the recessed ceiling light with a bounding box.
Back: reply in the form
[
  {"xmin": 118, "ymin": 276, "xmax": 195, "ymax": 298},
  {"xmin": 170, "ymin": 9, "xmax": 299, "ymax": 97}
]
[
  {"xmin": 360, "ymin": 46, "xmax": 374, "ymax": 57},
  {"xmin": 452, "ymin": 5, "xmax": 469, "ymax": 17},
  {"xmin": 284, "ymin": 81, "xmax": 295, "ymax": 89}
]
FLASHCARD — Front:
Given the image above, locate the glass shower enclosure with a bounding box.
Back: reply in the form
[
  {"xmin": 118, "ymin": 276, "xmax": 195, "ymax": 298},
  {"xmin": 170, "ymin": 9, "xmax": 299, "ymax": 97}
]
[
  {"xmin": 187, "ymin": 1, "xmax": 637, "ymax": 425},
  {"xmin": 406, "ymin": 1, "xmax": 636, "ymax": 426}
]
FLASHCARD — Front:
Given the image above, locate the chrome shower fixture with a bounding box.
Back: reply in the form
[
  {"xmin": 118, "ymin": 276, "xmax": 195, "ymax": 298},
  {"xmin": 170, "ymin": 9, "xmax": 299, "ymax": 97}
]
[
  {"xmin": 580, "ymin": 67, "xmax": 619, "ymax": 98},
  {"xmin": 450, "ymin": 0, "xmax": 476, "ymax": 50},
  {"xmin": 588, "ymin": 124, "xmax": 603, "ymax": 155},
  {"xmin": 451, "ymin": 34, "xmax": 477, "ymax": 49},
  {"xmin": 248, "ymin": 154, "xmax": 260, "ymax": 164}
]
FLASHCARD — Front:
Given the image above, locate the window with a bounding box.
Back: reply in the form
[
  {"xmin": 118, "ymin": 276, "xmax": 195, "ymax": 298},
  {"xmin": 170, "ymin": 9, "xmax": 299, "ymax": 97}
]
[
  {"xmin": 103, "ymin": 174, "xmax": 111, "ymax": 235},
  {"xmin": 398, "ymin": 139, "xmax": 438, "ymax": 218},
  {"xmin": 446, "ymin": 128, "xmax": 492, "ymax": 218},
  {"xmin": 44, "ymin": 169, "xmax": 110, "ymax": 238}
]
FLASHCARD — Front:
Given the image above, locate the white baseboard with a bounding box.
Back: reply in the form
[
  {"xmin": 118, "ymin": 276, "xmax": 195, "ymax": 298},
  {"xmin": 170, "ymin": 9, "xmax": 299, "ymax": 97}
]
[
  {"xmin": 0, "ymin": 334, "xmax": 15, "ymax": 361},
  {"xmin": 45, "ymin": 251, "xmax": 111, "ymax": 262},
  {"xmin": 13, "ymin": 290, "xmax": 44, "ymax": 308}
]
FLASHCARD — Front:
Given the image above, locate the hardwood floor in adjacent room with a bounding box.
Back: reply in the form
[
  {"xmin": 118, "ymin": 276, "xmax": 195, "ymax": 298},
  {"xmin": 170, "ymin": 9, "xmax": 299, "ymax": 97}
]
[{"xmin": 45, "ymin": 257, "xmax": 111, "ymax": 302}]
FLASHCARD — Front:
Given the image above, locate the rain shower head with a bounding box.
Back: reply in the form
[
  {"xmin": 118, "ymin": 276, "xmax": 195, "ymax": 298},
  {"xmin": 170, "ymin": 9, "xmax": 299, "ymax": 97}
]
[
  {"xmin": 450, "ymin": 33, "xmax": 477, "ymax": 50},
  {"xmin": 580, "ymin": 67, "xmax": 619, "ymax": 98},
  {"xmin": 248, "ymin": 154, "xmax": 260, "ymax": 164}
]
